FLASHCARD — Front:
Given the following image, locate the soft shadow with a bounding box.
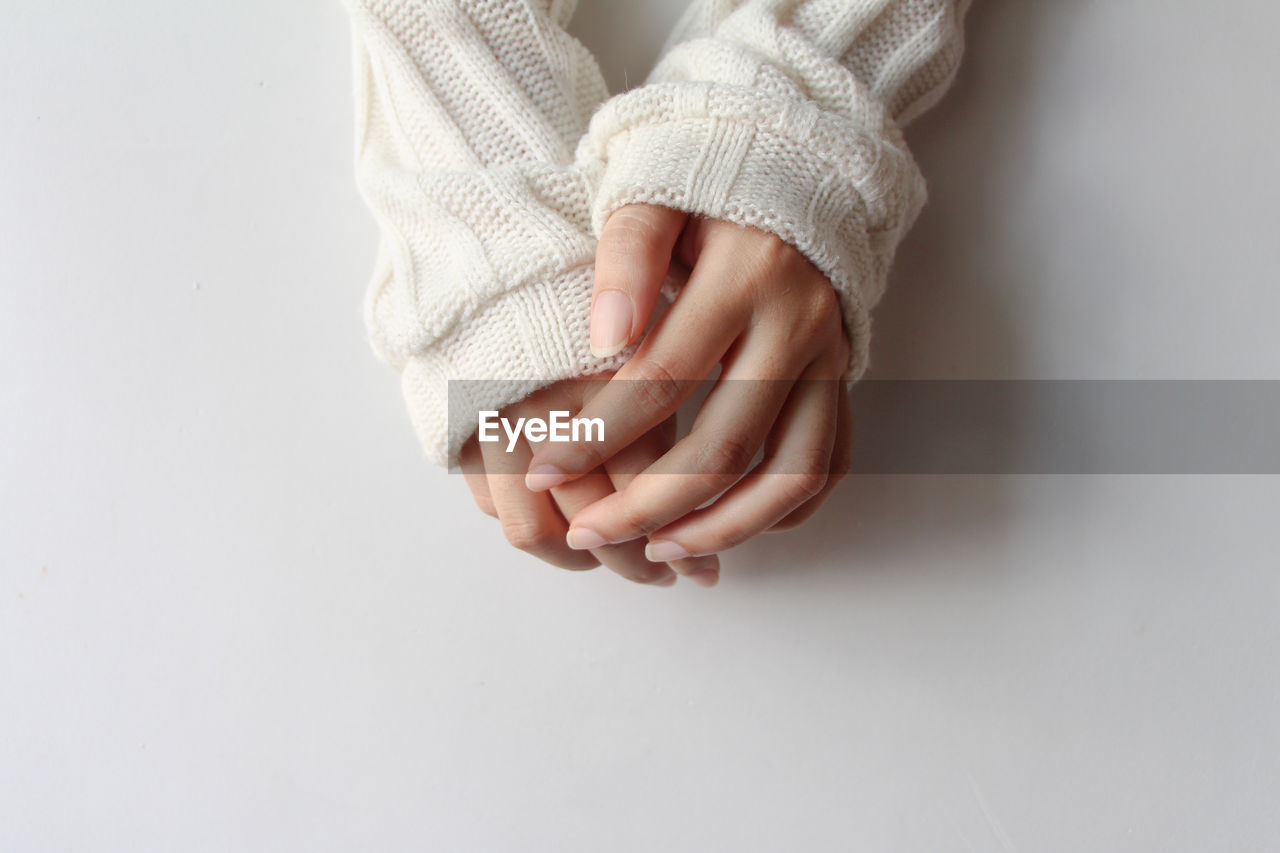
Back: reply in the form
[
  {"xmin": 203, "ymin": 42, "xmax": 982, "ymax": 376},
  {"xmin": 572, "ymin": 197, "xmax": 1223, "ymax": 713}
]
[
  {"xmin": 735, "ymin": 1, "xmax": 1057, "ymax": 580},
  {"xmin": 567, "ymin": 1, "xmax": 685, "ymax": 95}
]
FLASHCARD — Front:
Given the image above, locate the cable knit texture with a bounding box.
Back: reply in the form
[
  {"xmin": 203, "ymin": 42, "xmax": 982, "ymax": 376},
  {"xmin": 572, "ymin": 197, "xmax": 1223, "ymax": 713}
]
[{"xmin": 342, "ymin": 0, "xmax": 968, "ymax": 467}]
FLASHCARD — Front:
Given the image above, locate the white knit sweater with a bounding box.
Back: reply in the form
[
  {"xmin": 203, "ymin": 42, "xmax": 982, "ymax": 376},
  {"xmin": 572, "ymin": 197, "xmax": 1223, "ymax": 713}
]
[{"xmin": 342, "ymin": 0, "xmax": 969, "ymax": 467}]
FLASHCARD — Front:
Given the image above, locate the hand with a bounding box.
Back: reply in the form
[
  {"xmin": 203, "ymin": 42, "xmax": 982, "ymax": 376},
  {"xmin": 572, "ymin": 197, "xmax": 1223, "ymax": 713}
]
[
  {"xmin": 460, "ymin": 374, "xmax": 722, "ymax": 587},
  {"xmin": 524, "ymin": 204, "xmax": 854, "ymax": 560}
]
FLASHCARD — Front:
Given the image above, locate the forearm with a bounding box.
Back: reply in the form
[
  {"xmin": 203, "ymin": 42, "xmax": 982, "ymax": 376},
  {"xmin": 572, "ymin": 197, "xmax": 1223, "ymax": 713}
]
[
  {"xmin": 577, "ymin": 0, "xmax": 970, "ymax": 378},
  {"xmin": 660, "ymin": 0, "xmax": 969, "ymax": 127},
  {"xmin": 342, "ymin": 0, "xmax": 623, "ymax": 466}
]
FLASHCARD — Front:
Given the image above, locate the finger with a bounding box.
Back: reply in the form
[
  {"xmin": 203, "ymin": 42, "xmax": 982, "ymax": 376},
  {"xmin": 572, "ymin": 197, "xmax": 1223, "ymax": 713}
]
[
  {"xmin": 550, "ymin": 471, "xmax": 678, "ymax": 587},
  {"xmin": 563, "ymin": 330, "xmax": 799, "ymax": 547},
  {"xmin": 667, "ymin": 554, "xmax": 722, "ymax": 588},
  {"xmin": 526, "ymin": 250, "xmax": 752, "ymax": 490},
  {"xmin": 460, "ymin": 437, "xmax": 497, "ymax": 518},
  {"xmin": 591, "ymin": 204, "xmax": 687, "ymax": 358},
  {"xmin": 481, "ymin": 435, "xmax": 599, "ymax": 571},
  {"xmin": 770, "ymin": 379, "xmax": 853, "ymax": 531},
  {"xmin": 598, "ymin": 413, "xmax": 678, "ymax": 488},
  {"xmin": 646, "ymin": 368, "xmax": 841, "ymax": 559},
  {"xmin": 600, "ymin": 420, "xmax": 721, "ymax": 588}
]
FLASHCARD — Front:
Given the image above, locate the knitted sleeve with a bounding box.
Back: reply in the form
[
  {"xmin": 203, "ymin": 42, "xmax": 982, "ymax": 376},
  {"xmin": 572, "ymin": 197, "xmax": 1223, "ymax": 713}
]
[
  {"xmin": 342, "ymin": 0, "xmax": 628, "ymax": 467},
  {"xmin": 577, "ymin": 0, "xmax": 971, "ymax": 379}
]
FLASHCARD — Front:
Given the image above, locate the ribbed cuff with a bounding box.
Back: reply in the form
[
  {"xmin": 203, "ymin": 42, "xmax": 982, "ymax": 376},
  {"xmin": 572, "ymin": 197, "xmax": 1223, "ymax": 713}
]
[
  {"xmin": 578, "ymin": 82, "xmax": 928, "ymax": 380},
  {"xmin": 396, "ymin": 264, "xmax": 632, "ymax": 469}
]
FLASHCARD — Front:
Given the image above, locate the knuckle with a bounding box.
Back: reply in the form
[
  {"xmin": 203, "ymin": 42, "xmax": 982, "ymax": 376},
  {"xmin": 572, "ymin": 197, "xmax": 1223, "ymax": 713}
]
[
  {"xmin": 762, "ymin": 233, "xmax": 798, "ymax": 270},
  {"xmin": 691, "ymin": 469, "xmax": 741, "ymax": 498},
  {"xmin": 501, "ymin": 517, "xmax": 554, "ymax": 553},
  {"xmin": 702, "ymin": 228, "xmax": 780, "ymax": 287},
  {"xmin": 704, "ymin": 519, "xmax": 751, "ymax": 552},
  {"xmin": 739, "ymin": 228, "xmax": 791, "ymax": 266},
  {"xmin": 544, "ymin": 445, "xmax": 606, "ymax": 480},
  {"xmin": 777, "ymin": 445, "xmax": 837, "ymax": 503},
  {"xmin": 598, "ymin": 228, "xmax": 653, "ymax": 273},
  {"xmin": 608, "ymin": 206, "xmax": 664, "ymax": 235},
  {"xmin": 789, "ymin": 470, "xmax": 830, "ymax": 502},
  {"xmin": 617, "ymin": 504, "xmax": 664, "ymax": 537},
  {"xmin": 600, "ymin": 211, "xmax": 667, "ymax": 266},
  {"xmin": 629, "ymin": 359, "xmax": 689, "ymax": 418},
  {"xmin": 799, "ymin": 286, "xmax": 842, "ymax": 337},
  {"xmin": 738, "ymin": 256, "xmax": 787, "ymax": 299},
  {"xmin": 695, "ymin": 433, "xmax": 757, "ymax": 479},
  {"xmin": 795, "ymin": 444, "xmax": 835, "ymax": 478},
  {"xmin": 810, "ymin": 283, "xmax": 842, "ymax": 322},
  {"xmin": 568, "ymin": 442, "xmax": 607, "ymax": 475}
]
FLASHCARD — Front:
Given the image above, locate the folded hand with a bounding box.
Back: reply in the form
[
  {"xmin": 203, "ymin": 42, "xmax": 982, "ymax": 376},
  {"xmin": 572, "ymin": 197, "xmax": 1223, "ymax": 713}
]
[{"xmin": 525, "ymin": 204, "xmax": 854, "ymax": 562}]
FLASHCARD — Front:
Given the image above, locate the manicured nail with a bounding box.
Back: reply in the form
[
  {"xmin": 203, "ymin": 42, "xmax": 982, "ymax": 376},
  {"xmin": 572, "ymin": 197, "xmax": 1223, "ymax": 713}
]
[
  {"xmin": 645, "ymin": 540, "xmax": 691, "ymax": 562},
  {"xmin": 650, "ymin": 572, "xmax": 678, "ymax": 587},
  {"xmin": 688, "ymin": 569, "xmax": 719, "ymax": 588},
  {"xmin": 566, "ymin": 527, "xmax": 608, "ymax": 550},
  {"xmin": 525, "ymin": 464, "xmax": 568, "ymax": 491},
  {"xmin": 590, "ymin": 290, "xmax": 633, "ymax": 358}
]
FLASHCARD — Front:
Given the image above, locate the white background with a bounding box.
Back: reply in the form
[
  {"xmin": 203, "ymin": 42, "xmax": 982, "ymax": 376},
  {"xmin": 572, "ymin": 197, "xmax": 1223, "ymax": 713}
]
[{"xmin": 3, "ymin": 1, "xmax": 1279, "ymax": 850}]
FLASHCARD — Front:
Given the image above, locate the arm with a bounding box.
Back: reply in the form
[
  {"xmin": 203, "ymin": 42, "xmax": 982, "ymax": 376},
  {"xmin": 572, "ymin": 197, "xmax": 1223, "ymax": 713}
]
[
  {"xmin": 529, "ymin": 0, "xmax": 971, "ymax": 556},
  {"xmin": 342, "ymin": 0, "xmax": 622, "ymax": 468},
  {"xmin": 342, "ymin": 0, "xmax": 721, "ymax": 585},
  {"xmin": 581, "ymin": 0, "xmax": 970, "ymax": 377}
]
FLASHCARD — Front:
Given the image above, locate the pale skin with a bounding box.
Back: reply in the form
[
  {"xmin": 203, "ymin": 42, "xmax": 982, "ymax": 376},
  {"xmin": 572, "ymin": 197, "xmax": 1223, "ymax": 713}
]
[
  {"xmin": 461, "ymin": 203, "xmax": 855, "ymax": 586},
  {"xmin": 459, "ymin": 376, "xmax": 723, "ymax": 587}
]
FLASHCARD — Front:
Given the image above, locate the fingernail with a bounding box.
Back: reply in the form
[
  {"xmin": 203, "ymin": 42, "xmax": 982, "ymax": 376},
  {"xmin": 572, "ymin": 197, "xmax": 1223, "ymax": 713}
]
[
  {"xmin": 590, "ymin": 290, "xmax": 633, "ymax": 358},
  {"xmin": 525, "ymin": 464, "xmax": 568, "ymax": 491},
  {"xmin": 566, "ymin": 527, "xmax": 607, "ymax": 550},
  {"xmin": 650, "ymin": 572, "xmax": 678, "ymax": 587},
  {"xmin": 645, "ymin": 540, "xmax": 691, "ymax": 562},
  {"xmin": 688, "ymin": 569, "xmax": 719, "ymax": 588}
]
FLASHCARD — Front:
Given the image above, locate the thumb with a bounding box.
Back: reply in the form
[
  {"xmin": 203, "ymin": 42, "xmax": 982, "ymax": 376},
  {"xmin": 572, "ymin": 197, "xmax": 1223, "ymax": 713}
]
[{"xmin": 590, "ymin": 204, "xmax": 687, "ymax": 358}]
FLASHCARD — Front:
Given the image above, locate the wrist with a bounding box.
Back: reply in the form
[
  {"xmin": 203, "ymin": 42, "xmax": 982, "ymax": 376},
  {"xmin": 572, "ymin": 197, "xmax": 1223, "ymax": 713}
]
[{"xmin": 577, "ymin": 81, "xmax": 928, "ymax": 380}]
